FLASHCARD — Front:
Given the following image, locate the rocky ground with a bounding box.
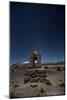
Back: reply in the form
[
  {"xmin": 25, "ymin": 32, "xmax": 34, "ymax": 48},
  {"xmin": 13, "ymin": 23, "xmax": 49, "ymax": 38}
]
[{"xmin": 10, "ymin": 63, "xmax": 65, "ymax": 98}]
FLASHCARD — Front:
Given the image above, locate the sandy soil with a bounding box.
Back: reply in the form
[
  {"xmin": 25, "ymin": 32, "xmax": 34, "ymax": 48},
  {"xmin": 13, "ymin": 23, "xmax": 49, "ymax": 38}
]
[{"xmin": 10, "ymin": 65, "xmax": 65, "ymax": 98}]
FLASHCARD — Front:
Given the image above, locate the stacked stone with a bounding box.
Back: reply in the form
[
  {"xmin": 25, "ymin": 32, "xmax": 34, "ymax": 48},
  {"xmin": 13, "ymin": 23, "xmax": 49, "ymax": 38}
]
[{"xmin": 24, "ymin": 69, "xmax": 47, "ymax": 84}]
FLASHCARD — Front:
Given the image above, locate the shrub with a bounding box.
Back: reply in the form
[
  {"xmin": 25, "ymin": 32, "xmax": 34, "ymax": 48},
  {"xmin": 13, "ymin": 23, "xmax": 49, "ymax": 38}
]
[
  {"xmin": 57, "ymin": 66, "xmax": 61, "ymax": 71},
  {"xmin": 58, "ymin": 80, "xmax": 65, "ymax": 87},
  {"xmin": 45, "ymin": 79, "xmax": 53, "ymax": 85},
  {"xmin": 11, "ymin": 80, "xmax": 16, "ymax": 86},
  {"xmin": 36, "ymin": 92, "xmax": 41, "ymax": 96},
  {"xmin": 11, "ymin": 80, "xmax": 19, "ymax": 88},
  {"xmin": 36, "ymin": 87, "xmax": 45, "ymax": 96},
  {"xmin": 13, "ymin": 84, "xmax": 19, "ymax": 88},
  {"xmin": 40, "ymin": 87, "xmax": 45, "ymax": 93}
]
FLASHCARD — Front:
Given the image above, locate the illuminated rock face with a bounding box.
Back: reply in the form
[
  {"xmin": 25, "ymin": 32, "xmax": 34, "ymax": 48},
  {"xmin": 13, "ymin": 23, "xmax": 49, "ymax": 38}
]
[{"xmin": 29, "ymin": 51, "xmax": 41, "ymax": 68}]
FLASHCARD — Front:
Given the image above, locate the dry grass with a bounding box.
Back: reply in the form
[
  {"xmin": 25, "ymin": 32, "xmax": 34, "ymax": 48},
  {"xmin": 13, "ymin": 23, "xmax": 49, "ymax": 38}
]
[
  {"xmin": 58, "ymin": 80, "xmax": 65, "ymax": 87},
  {"xmin": 36, "ymin": 87, "xmax": 45, "ymax": 96},
  {"xmin": 45, "ymin": 79, "xmax": 53, "ymax": 85},
  {"xmin": 11, "ymin": 80, "xmax": 19, "ymax": 88}
]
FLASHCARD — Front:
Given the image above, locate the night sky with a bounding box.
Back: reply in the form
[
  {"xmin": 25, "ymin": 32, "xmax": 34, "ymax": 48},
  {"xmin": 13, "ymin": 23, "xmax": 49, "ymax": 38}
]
[{"xmin": 10, "ymin": 2, "xmax": 65, "ymax": 64}]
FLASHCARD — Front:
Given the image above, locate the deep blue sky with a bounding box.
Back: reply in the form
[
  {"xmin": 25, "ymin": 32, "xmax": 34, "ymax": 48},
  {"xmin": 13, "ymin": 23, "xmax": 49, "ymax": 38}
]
[{"xmin": 10, "ymin": 2, "xmax": 65, "ymax": 64}]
